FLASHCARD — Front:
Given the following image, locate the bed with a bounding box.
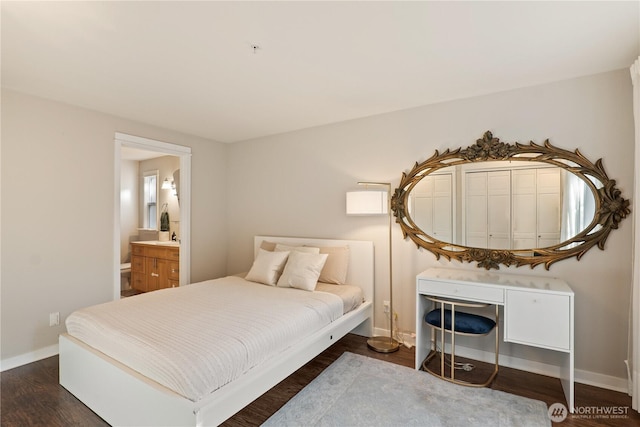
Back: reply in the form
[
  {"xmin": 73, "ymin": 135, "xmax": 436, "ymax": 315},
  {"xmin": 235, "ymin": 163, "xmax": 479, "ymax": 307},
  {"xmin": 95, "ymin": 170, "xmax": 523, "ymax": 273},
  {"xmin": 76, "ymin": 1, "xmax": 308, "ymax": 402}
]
[{"xmin": 59, "ymin": 236, "xmax": 374, "ymax": 426}]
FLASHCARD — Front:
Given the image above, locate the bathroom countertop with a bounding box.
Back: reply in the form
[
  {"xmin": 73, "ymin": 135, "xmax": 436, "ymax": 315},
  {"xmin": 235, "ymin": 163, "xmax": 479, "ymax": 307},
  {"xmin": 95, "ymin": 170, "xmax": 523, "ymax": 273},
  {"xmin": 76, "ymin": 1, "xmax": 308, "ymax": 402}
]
[{"xmin": 133, "ymin": 240, "xmax": 180, "ymax": 247}]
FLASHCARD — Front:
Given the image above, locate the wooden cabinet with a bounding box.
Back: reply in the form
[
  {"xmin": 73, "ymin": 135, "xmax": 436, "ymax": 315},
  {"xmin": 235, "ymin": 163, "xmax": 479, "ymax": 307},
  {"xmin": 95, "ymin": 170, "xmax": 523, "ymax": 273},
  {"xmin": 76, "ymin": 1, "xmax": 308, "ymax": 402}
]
[{"xmin": 130, "ymin": 242, "xmax": 179, "ymax": 292}]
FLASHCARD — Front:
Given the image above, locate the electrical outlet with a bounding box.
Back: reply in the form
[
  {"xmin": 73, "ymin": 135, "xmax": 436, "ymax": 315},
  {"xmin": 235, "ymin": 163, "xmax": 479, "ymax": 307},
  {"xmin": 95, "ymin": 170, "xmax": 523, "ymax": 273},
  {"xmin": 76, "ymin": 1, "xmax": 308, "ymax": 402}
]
[
  {"xmin": 383, "ymin": 300, "xmax": 390, "ymax": 313},
  {"xmin": 49, "ymin": 312, "xmax": 60, "ymax": 327}
]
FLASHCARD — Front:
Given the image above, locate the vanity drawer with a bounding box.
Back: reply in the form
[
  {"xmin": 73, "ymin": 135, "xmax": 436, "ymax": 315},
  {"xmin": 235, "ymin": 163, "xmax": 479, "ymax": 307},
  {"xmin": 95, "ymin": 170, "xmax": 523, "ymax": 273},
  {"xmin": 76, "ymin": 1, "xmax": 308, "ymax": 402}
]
[
  {"xmin": 167, "ymin": 247, "xmax": 179, "ymax": 260},
  {"xmin": 145, "ymin": 246, "xmax": 168, "ymax": 259},
  {"xmin": 168, "ymin": 262, "xmax": 179, "ymax": 280},
  {"xmin": 132, "ymin": 245, "xmax": 145, "ymax": 256},
  {"xmin": 418, "ymin": 279, "xmax": 504, "ymax": 304}
]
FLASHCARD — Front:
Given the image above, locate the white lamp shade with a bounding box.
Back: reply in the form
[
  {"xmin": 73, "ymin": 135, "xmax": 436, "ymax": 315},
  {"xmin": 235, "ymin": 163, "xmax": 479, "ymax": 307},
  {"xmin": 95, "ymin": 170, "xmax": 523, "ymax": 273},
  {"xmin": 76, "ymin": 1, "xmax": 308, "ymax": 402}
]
[{"xmin": 346, "ymin": 190, "xmax": 388, "ymax": 215}]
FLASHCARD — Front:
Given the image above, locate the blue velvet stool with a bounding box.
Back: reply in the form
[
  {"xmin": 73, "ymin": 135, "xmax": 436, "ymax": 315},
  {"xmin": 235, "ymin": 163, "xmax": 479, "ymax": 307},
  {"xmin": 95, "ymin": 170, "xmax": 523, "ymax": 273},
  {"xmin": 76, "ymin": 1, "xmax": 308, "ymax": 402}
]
[
  {"xmin": 422, "ymin": 296, "xmax": 499, "ymax": 387},
  {"xmin": 425, "ymin": 309, "xmax": 496, "ymax": 334}
]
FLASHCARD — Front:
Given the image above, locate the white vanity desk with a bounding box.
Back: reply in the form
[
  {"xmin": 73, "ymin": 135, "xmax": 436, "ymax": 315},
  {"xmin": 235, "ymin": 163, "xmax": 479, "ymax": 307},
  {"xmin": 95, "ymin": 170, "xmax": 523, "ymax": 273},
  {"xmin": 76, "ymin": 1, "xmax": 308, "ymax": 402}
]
[{"xmin": 416, "ymin": 268, "xmax": 575, "ymax": 411}]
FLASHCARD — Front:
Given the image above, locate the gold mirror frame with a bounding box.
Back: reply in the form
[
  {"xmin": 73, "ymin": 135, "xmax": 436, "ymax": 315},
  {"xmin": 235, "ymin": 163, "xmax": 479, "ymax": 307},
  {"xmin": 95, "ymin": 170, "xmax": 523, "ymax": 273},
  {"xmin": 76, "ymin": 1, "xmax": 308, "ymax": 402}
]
[{"xmin": 391, "ymin": 131, "xmax": 631, "ymax": 270}]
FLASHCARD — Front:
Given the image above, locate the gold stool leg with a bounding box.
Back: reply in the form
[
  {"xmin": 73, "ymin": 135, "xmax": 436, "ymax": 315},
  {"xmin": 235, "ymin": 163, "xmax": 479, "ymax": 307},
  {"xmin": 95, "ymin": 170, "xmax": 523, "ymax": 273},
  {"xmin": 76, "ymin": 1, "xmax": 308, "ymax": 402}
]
[{"xmin": 422, "ymin": 297, "xmax": 499, "ymax": 387}]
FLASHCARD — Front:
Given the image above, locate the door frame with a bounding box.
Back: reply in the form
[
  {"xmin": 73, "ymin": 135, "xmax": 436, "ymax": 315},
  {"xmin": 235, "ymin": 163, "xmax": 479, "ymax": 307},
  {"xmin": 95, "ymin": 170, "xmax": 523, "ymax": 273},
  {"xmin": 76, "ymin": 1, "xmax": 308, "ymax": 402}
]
[{"xmin": 114, "ymin": 132, "xmax": 192, "ymax": 300}]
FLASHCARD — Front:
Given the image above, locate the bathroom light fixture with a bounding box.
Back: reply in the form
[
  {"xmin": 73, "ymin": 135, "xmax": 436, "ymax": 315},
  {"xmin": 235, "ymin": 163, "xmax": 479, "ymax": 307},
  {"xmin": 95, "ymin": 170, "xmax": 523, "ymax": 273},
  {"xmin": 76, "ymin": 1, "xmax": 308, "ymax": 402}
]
[
  {"xmin": 346, "ymin": 182, "xmax": 399, "ymax": 353},
  {"xmin": 161, "ymin": 178, "xmax": 173, "ymax": 190}
]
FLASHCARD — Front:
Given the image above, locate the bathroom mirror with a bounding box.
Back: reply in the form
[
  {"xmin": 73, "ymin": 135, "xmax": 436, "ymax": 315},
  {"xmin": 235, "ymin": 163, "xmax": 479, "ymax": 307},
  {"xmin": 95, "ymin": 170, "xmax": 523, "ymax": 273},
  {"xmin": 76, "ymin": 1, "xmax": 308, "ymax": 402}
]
[{"xmin": 391, "ymin": 131, "xmax": 630, "ymax": 269}]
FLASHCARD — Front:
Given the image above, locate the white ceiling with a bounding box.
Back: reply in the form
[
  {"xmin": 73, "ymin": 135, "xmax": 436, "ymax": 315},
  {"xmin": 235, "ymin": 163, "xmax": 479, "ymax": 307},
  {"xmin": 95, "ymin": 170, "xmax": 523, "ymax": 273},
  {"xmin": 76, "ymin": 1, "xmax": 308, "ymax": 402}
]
[{"xmin": 2, "ymin": 1, "xmax": 638, "ymax": 143}]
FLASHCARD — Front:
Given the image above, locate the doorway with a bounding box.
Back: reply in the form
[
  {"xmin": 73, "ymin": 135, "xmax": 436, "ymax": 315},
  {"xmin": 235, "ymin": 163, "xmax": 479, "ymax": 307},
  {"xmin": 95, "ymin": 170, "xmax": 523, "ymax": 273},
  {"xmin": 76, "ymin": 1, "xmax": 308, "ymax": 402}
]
[{"xmin": 114, "ymin": 133, "xmax": 191, "ymax": 300}]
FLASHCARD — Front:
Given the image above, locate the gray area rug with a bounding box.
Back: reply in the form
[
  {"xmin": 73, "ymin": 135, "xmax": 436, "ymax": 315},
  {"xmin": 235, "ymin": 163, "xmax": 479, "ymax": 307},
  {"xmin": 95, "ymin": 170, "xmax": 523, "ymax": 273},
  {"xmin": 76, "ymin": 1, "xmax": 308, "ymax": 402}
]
[{"xmin": 263, "ymin": 352, "xmax": 551, "ymax": 426}]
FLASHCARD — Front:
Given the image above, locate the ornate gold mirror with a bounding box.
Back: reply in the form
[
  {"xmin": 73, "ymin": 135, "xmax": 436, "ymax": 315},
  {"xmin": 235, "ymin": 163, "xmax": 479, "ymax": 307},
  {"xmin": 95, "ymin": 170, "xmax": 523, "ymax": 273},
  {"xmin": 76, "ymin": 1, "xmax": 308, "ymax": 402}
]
[{"xmin": 391, "ymin": 131, "xmax": 630, "ymax": 269}]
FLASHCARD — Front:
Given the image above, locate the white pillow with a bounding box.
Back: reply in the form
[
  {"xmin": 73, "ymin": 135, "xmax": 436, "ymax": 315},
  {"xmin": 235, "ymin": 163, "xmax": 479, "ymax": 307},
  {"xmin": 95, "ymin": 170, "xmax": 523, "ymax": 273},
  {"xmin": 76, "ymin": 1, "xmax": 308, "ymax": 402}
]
[
  {"xmin": 274, "ymin": 243, "xmax": 320, "ymax": 254},
  {"xmin": 277, "ymin": 251, "xmax": 328, "ymax": 291},
  {"xmin": 245, "ymin": 249, "xmax": 290, "ymax": 286}
]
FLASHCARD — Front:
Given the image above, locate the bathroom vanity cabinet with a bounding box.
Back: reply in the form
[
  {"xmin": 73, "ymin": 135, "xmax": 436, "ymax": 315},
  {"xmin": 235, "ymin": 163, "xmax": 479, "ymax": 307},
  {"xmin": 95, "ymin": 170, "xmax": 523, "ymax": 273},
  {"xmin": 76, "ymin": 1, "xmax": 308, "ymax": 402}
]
[{"xmin": 130, "ymin": 241, "xmax": 180, "ymax": 292}]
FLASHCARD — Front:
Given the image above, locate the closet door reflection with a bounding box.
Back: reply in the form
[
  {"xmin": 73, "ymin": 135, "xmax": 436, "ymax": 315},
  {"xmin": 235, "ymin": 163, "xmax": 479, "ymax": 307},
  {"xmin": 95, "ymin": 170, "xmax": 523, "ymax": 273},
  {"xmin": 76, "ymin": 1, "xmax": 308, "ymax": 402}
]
[
  {"xmin": 512, "ymin": 168, "xmax": 561, "ymax": 249},
  {"xmin": 464, "ymin": 170, "xmax": 510, "ymax": 249},
  {"xmin": 463, "ymin": 167, "xmax": 561, "ymax": 250},
  {"xmin": 411, "ymin": 173, "xmax": 453, "ymax": 244}
]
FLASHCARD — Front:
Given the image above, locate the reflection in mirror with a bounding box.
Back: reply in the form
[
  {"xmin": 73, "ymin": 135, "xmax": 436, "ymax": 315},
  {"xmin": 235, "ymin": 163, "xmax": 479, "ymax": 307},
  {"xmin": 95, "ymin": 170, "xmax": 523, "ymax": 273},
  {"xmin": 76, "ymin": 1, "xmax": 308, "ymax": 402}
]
[
  {"xmin": 392, "ymin": 131, "xmax": 630, "ymax": 269},
  {"xmin": 409, "ymin": 166, "xmax": 455, "ymax": 244},
  {"xmin": 408, "ymin": 162, "xmax": 597, "ymax": 251},
  {"xmin": 143, "ymin": 170, "xmax": 159, "ymax": 229},
  {"xmin": 560, "ymin": 172, "xmax": 595, "ymax": 248}
]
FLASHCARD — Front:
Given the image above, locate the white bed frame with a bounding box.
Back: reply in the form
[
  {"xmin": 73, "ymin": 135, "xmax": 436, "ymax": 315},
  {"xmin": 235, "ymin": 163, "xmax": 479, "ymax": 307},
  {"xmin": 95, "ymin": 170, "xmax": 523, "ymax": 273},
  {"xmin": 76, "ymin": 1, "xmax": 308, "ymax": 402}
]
[{"xmin": 59, "ymin": 236, "xmax": 374, "ymax": 426}]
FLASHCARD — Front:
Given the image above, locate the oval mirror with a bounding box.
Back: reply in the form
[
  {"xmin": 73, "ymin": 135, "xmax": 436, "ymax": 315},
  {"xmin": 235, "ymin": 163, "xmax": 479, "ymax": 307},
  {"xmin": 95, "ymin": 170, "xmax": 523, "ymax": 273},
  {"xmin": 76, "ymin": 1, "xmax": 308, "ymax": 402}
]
[{"xmin": 391, "ymin": 131, "xmax": 630, "ymax": 269}]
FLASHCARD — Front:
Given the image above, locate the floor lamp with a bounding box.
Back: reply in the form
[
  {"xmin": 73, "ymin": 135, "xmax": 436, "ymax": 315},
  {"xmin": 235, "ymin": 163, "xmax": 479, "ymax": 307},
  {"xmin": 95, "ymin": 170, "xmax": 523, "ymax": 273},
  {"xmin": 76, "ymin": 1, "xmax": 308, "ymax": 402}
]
[{"xmin": 346, "ymin": 182, "xmax": 400, "ymax": 353}]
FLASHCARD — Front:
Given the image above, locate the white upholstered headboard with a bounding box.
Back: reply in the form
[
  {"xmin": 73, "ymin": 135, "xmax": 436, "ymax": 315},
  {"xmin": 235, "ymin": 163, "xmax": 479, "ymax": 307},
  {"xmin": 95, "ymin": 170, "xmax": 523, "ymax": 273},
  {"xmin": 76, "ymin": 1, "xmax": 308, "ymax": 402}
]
[{"xmin": 254, "ymin": 236, "xmax": 374, "ymax": 304}]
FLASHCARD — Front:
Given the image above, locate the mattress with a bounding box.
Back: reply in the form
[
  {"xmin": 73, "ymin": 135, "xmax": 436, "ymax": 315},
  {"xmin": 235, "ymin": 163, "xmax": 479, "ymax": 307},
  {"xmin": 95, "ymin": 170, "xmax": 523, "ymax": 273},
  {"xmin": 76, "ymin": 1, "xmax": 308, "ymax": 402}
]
[{"xmin": 65, "ymin": 276, "xmax": 346, "ymax": 402}]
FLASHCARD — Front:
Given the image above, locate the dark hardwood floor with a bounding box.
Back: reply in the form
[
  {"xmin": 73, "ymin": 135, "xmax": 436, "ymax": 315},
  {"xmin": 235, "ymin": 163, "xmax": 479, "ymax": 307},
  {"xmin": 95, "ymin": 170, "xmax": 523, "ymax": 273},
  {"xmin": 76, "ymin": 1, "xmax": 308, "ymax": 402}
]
[{"xmin": 1, "ymin": 333, "xmax": 637, "ymax": 426}]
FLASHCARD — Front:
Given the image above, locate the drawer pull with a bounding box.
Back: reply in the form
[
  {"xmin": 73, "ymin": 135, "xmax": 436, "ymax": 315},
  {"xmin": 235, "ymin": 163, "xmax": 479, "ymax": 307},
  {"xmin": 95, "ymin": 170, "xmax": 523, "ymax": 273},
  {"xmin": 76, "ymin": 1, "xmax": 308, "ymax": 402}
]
[
  {"xmin": 151, "ymin": 273, "xmax": 159, "ymax": 277},
  {"xmin": 171, "ymin": 269, "xmax": 179, "ymax": 273}
]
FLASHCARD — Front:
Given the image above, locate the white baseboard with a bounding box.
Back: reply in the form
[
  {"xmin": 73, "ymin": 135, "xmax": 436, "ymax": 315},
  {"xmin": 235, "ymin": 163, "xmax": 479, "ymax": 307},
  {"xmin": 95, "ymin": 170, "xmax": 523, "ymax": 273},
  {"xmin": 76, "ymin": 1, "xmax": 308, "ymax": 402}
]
[
  {"xmin": 574, "ymin": 368, "xmax": 629, "ymax": 394},
  {"xmin": 1, "ymin": 343, "xmax": 59, "ymax": 372},
  {"xmin": 374, "ymin": 327, "xmax": 628, "ymax": 394}
]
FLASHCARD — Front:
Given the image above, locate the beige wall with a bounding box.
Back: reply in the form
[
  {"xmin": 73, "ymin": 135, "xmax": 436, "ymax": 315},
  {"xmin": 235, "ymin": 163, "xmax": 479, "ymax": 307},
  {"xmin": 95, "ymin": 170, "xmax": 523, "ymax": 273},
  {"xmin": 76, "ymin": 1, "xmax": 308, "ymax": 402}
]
[
  {"xmin": 226, "ymin": 69, "xmax": 635, "ymax": 383},
  {"xmin": 1, "ymin": 89, "xmax": 228, "ymax": 362},
  {"xmin": 120, "ymin": 159, "xmax": 139, "ymax": 263}
]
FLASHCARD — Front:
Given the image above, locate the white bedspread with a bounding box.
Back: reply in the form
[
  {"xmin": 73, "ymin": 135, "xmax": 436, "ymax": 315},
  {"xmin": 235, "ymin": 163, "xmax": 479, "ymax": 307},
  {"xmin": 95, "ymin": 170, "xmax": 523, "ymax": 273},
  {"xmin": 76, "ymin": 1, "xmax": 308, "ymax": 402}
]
[{"xmin": 65, "ymin": 276, "xmax": 343, "ymax": 402}]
